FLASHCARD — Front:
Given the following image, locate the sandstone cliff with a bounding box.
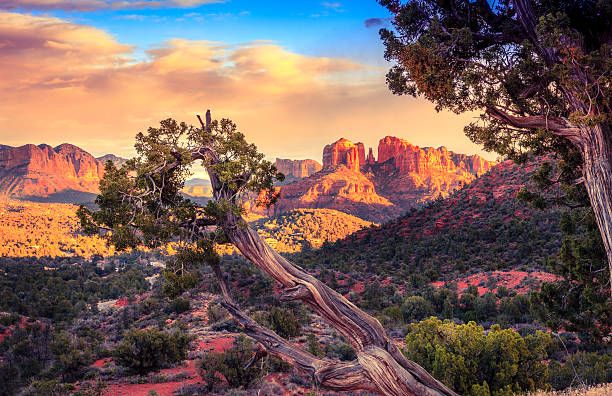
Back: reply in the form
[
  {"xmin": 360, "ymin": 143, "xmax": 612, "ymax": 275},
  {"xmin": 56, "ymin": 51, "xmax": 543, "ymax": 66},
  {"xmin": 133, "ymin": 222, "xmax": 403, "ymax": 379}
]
[
  {"xmin": 0, "ymin": 144, "xmax": 105, "ymax": 197},
  {"xmin": 274, "ymin": 158, "xmax": 322, "ymax": 180},
  {"xmin": 254, "ymin": 165, "xmax": 402, "ymax": 222},
  {"xmin": 322, "ymin": 138, "xmax": 365, "ymax": 172},
  {"xmin": 258, "ymin": 136, "xmax": 496, "ymax": 221},
  {"xmin": 369, "ymin": 136, "xmax": 495, "ymax": 208}
]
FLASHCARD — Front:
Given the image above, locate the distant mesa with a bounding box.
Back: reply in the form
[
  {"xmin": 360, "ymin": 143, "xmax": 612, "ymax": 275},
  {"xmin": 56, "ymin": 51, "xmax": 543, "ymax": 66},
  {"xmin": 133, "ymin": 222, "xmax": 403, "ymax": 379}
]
[
  {"xmin": 0, "ymin": 142, "xmax": 215, "ymax": 205},
  {"xmin": 0, "ymin": 137, "xmax": 495, "ymax": 222},
  {"xmin": 324, "ymin": 136, "xmax": 493, "ymax": 177},
  {"xmin": 97, "ymin": 154, "xmax": 128, "ymax": 167},
  {"xmin": 184, "ymin": 178, "xmax": 211, "ymax": 187},
  {"xmin": 0, "ymin": 143, "xmax": 105, "ymax": 198},
  {"xmin": 274, "ymin": 158, "xmax": 322, "ymax": 183},
  {"xmin": 181, "ymin": 177, "xmax": 212, "ymax": 201},
  {"xmin": 0, "ymin": 143, "xmax": 130, "ymax": 201}
]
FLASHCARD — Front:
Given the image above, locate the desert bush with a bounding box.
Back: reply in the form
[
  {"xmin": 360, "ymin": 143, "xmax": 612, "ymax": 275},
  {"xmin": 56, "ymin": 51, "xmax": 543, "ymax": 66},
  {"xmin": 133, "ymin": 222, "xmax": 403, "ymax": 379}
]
[
  {"xmin": 547, "ymin": 352, "xmax": 612, "ymax": 391},
  {"xmin": 114, "ymin": 327, "xmax": 193, "ymax": 374},
  {"xmin": 206, "ymin": 302, "xmax": 228, "ymax": 324},
  {"xmin": 403, "ymin": 317, "xmax": 553, "ymax": 396},
  {"xmin": 401, "ymin": 296, "xmax": 434, "ymax": 323},
  {"xmin": 197, "ymin": 335, "xmax": 262, "ymax": 392},
  {"xmin": 167, "ymin": 298, "xmax": 190, "ymax": 314},
  {"xmin": 306, "ymin": 333, "xmax": 324, "ymax": 358}
]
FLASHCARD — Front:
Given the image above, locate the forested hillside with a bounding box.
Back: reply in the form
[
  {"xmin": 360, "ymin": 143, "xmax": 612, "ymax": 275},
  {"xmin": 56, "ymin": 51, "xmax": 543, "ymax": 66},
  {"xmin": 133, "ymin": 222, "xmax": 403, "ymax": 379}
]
[
  {"xmin": 293, "ymin": 158, "xmax": 562, "ymax": 283},
  {"xmin": 252, "ymin": 208, "xmax": 373, "ymax": 252}
]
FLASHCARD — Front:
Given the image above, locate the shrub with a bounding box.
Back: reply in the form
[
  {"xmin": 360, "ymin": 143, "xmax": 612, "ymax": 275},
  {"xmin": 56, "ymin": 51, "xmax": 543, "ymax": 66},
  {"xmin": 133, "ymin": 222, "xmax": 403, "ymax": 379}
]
[
  {"xmin": 51, "ymin": 331, "xmax": 95, "ymax": 382},
  {"xmin": 23, "ymin": 380, "xmax": 75, "ymax": 396},
  {"xmin": 306, "ymin": 333, "xmax": 323, "ymax": 358},
  {"xmin": 197, "ymin": 335, "xmax": 262, "ymax": 391},
  {"xmin": 267, "ymin": 308, "xmax": 301, "ymax": 339},
  {"xmin": 114, "ymin": 328, "xmax": 193, "ymax": 374},
  {"xmin": 206, "ymin": 303, "xmax": 228, "ymax": 325},
  {"xmin": 403, "ymin": 317, "xmax": 553, "ymax": 396},
  {"xmin": 401, "ymin": 296, "xmax": 434, "ymax": 323},
  {"xmin": 548, "ymin": 351, "xmax": 612, "ymax": 390},
  {"xmin": 167, "ymin": 298, "xmax": 190, "ymax": 314}
]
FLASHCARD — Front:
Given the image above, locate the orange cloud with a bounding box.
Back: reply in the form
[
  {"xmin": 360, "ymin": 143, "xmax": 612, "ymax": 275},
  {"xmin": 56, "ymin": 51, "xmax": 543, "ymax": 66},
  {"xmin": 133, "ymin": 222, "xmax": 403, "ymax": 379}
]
[
  {"xmin": 0, "ymin": 0, "xmax": 223, "ymax": 12},
  {"xmin": 0, "ymin": 11, "xmax": 491, "ymax": 164}
]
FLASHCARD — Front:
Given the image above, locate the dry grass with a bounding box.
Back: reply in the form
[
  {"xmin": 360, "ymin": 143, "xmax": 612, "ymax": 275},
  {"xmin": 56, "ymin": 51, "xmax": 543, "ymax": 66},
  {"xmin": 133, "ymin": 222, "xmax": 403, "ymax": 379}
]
[{"xmin": 525, "ymin": 384, "xmax": 612, "ymax": 396}]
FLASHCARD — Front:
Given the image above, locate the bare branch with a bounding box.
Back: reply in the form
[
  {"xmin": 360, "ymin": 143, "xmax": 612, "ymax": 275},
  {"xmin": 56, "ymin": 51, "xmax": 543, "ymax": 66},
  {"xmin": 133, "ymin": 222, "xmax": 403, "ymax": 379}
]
[{"xmin": 485, "ymin": 106, "xmax": 582, "ymax": 143}]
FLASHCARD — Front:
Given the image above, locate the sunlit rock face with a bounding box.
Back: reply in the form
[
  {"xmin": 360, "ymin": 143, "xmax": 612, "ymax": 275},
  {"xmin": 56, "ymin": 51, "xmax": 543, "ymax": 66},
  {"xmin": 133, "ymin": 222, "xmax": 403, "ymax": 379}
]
[
  {"xmin": 274, "ymin": 158, "xmax": 322, "ymax": 179},
  {"xmin": 322, "ymin": 138, "xmax": 365, "ymax": 173},
  {"xmin": 370, "ymin": 136, "xmax": 495, "ymax": 209},
  {"xmin": 0, "ymin": 143, "xmax": 105, "ymax": 197},
  {"xmin": 251, "ymin": 136, "xmax": 496, "ymax": 222}
]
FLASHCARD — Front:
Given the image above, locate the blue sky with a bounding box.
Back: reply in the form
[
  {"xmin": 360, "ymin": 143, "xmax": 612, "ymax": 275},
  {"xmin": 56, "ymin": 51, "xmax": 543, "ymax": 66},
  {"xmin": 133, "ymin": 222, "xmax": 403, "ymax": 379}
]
[{"xmin": 31, "ymin": 1, "xmax": 393, "ymax": 66}]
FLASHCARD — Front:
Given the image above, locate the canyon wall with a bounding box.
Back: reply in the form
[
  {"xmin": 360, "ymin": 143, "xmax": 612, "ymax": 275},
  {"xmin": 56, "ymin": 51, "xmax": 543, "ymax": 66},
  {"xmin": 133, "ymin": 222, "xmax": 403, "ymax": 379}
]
[{"xmin": 0, "ymin": 144, "xmax": 105, "ymax": 197}]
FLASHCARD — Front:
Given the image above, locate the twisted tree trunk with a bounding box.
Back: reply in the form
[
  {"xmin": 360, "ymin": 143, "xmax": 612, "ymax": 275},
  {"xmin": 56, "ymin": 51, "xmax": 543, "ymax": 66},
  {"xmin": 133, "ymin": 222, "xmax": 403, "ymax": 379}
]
[
  {"xmin": 218, "ymin": 219, "xmax": 457, "ymax": 396},
  {"xmin": 581, "ymin": 123, "xmax": 612, "ymax": 295},
  {"xmin": 189, "ymin": 109, "xmax": 457, "ymax": 395}
]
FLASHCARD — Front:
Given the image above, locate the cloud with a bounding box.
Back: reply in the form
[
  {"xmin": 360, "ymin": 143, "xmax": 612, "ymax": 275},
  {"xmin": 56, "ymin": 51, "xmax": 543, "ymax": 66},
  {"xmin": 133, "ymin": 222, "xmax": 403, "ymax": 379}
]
[
  {"xmin": 0, "ymin": 0, "xmax": 223, "ymax": 12},
  {"xmin": 321, "ymin": 1, "xmax": 341, "ymax": 9},
  {"xmin": 0, "ymin": 11, "xmax": 488, "ymax": 161},
  {"xmin": 364, "ymin": 17, "xmax": 390, "ymax": 28}
]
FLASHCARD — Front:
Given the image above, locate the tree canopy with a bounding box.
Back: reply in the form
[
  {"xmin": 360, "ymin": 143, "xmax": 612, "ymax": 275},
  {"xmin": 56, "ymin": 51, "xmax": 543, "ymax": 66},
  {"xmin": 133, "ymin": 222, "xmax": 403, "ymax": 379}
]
[{"xmin": 378, "ymin": 0, "xmax": 612, "ymax": 293}]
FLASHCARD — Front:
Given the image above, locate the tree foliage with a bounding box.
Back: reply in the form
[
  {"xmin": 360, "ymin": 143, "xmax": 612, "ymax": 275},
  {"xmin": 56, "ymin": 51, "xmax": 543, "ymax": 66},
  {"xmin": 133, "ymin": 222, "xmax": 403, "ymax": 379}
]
[
  {"xmin": 403, "ymin": 317, "xmax": 554, "ymax": 396},
  {"xmin": 378, "ymin": 0, "xmax": 612, "ymax": 295},
  {"xmin": 197, "ymin": 335, "xmax": 263, "ymax": 391},
  {"xmin": 379, "ymin": 0, "xmax": 611, "ymax": 157},
  {"xmin": 531, "ymin": 209, "xmax": 612, "ymax": 344},
  {"xmin": 113, "ymin": 327, "xmax": 193, "ymax": 374},
  {"xmin": 77, "ymin": 115, "xmax": 283, "ymax": 298}
]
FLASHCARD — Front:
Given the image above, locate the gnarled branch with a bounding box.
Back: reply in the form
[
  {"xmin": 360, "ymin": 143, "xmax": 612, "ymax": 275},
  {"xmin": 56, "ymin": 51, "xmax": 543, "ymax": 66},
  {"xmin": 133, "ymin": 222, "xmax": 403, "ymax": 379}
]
[
  {"xmin": 198, "ymin": 108, "xmax": 458, "ymax": 396},
  {"xmin": 486, "ymin": 106, "xmax": 582, "ymax": 144}
]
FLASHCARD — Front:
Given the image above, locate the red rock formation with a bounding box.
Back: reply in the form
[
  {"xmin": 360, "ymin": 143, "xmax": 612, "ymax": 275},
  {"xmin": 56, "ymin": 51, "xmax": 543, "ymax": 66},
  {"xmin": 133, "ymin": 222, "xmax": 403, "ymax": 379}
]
[
  {"xmin": 274, "ymin": 158, "xmax": 322, "ymax": 179},
  {"xmin": 377, "ymin": 136, "xmax": 420, "ymax": 164},
  {"xmin": 322, "ymin": 138, "xmax": 364, "ymax": 172},
  {"xmin": 366, "ymin": 148, "xmax": 376, "ymax": 165},
  {"xmin": 356, "ymin": 143, "xmax": 366, "ymax": 167},
  {"xmin": 257, "ymin": 136, "xmax": 497, "ymax": 221},
  {"xmin": 0, "ymin": 144, "xmax": 105, "ymax": 197},
  {"xmin": 376, "ymin": 137, "xmax": 493, "ymax": 177},
  {"xmin": 253, "ymin": 165, "xmax": 402, "ymax": 222}
]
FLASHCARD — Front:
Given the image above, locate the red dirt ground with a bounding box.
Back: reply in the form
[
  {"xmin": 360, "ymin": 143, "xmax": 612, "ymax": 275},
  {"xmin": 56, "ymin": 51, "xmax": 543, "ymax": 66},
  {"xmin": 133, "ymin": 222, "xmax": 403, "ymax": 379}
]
[{"xmin": 431, "ymin": 270, "xmax": 559, "ymax": 295}]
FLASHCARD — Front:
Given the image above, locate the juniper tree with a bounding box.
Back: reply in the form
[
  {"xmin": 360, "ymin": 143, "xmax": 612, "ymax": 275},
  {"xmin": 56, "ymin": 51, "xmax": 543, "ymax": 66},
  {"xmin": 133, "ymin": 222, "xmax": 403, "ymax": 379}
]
[
  {"xmin": 378, "ymin": 0, "xmax": 612, "ymax": 293},
  {"xmin": 78, "ymin": 111, "xmax": 457, "ymax": 396}
]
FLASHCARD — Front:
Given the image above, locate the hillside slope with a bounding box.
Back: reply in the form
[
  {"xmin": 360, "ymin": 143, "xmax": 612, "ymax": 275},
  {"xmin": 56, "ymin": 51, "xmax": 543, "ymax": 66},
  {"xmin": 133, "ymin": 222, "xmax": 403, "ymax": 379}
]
[
  {"xmin": 252, "ymin": 208, "xmax": 373, "ymax": 253},
  {"xmin": 293, "ymin": 158, "xmax": 562, "ymax": 282}
]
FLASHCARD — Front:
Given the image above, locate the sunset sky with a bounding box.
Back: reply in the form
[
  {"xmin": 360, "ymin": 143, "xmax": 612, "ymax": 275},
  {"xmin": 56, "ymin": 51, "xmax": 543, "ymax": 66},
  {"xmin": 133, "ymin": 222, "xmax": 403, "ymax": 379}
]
[{"xmin": 0, "ymin": 0, "xmax": 494, "ymax": 164}]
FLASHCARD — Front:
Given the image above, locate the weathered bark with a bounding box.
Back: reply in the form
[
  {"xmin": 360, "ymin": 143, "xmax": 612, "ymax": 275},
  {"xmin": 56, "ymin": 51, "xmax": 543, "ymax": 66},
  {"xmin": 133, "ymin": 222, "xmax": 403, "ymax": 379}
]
[
  {"xmin": 487, "ymin": 104, "xmax": 612, "ymax": 294},
  {"xmin": 221, "ymin": 223, "xmax": 456, "ymax": 396},
  {"xmin": 189, "ymin": 109, "xmax": 458, "ymax": 395},
  {"xmin": 485, "ymin": 107, "xmax": 582, "ymax": 144},
  {"xmin": 580, "ymin": 123, "xmax": 612, "ymax": 296}
]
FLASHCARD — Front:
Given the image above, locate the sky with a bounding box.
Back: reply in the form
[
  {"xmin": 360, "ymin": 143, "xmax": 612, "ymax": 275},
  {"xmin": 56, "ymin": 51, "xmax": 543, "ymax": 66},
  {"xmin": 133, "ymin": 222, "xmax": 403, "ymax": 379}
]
[{"xmin": 0, "ymin": 0, "xmax": 494, "ymax": 168}]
